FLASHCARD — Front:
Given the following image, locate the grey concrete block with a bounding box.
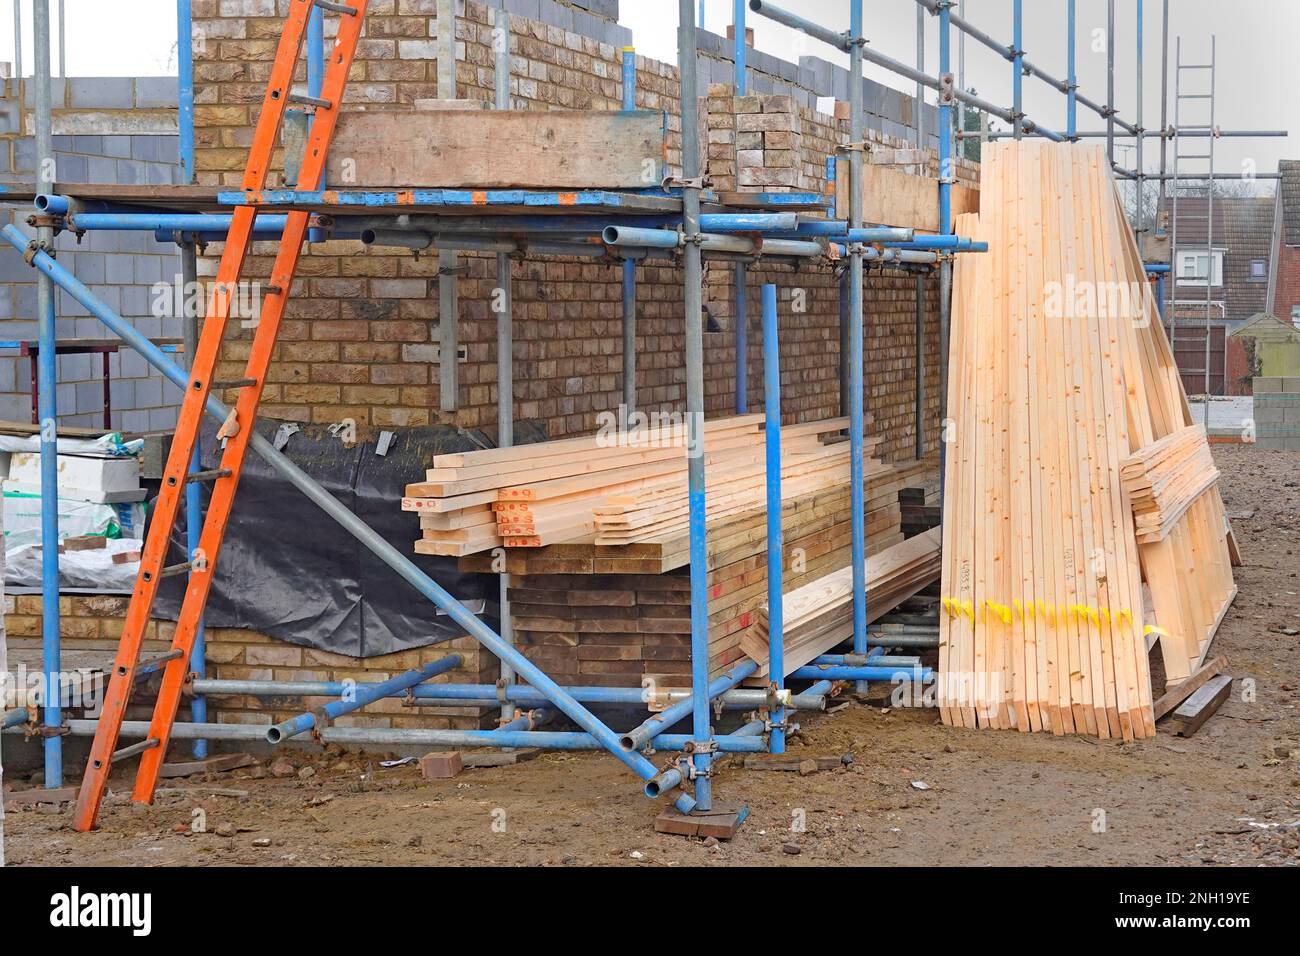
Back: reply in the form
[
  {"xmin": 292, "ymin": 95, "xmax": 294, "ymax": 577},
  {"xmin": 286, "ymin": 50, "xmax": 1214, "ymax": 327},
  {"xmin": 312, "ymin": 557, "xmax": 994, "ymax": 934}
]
[
  {"xmin": 102, "ymin": 135, "xmax": 133, "ymax": 159},
  {"xmin": 105, "ymin": 256, "xmax": 134, "ymax": 285},
  {"xmin": 569, "ymin": 0, "xmax": 618, "ymax": 19},
  {"xmin": 115, "ymin": 159, "xmax": 146, "ymax": 185},
  {"xmin": 72, "ymin": 317, "xmax": 101, "ymax": 339},
  {"xmin": 135, "ymin": 377, "xmax": 163, "ymax": 408},
  {"xmin": 503, "ymin": 0, "xmax": 543, "ymax": 21},
  {"xmin": 75, "ymin": 253, "xmax": 106, "ymax": 286},
  {"xmin": 122, "ymin": 409, "xmax": 150, "ymax": 434},
  {"xmin": 134, "ymin": 256, "xmax": 164, "ymax": 285},
  {"xmin": 146, "ymin": 162, "xmax": 175, "ymax": 186},
  {"xmin": 74, "ymin": 380, "xmax": 105, "ymax": 413},
  {"xmin": 0, "ymin": 394, "xmax": 28, "ymax": 422},
  {"xmin": 88, "ymin": 156, "xmax": 116, "ymax": 182},
  {"xmin": 130, "ymin": 137, "xmax": 160, "ymax": 162},
  {"xmin": 14, "ymin": 138, "xmax": 36, "ymax": 173},
  {"xmin": 70, "ymin": 134, "xmax": 102, "ymax": 155},
  {"xmin": 16, "ymin": 284, "xmax": 37, "ymax": 320},
  {"xmin": 148, "ymin": 406, "xmax": 179, "ymax": 430},
  {"xmin": 121, "ymin": 351, "xmax": 149, "ymax": 379},
  {"xmin": 68, "ymin": 77, "xmax": 134, "ymax": 110},
  {"xmin": 135, "ymin": 77, "xmax": 179, "ymax": 108},
  {"xmin": 55, "ymin": 152, "xmax": 89, "ymax": 182},
  {"xmin": 153, "ymin": 136, "xmax": 180, "ymax": 166},
  {"xmin": 121, "ymin": 286, "xmax": 150, "ymax": 317}
]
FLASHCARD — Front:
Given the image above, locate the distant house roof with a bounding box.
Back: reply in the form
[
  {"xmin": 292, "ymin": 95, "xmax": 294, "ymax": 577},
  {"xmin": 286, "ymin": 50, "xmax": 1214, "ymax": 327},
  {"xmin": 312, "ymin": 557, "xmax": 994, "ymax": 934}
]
[
  {"xmin": 1170, "ymin": 195, "xmax": 1275, "ymax": 321},
  {"xmin": 1280, "ymin": 159, "xmax": 1300, "ymax": 246},
  {"xmin": 1231, "ymin": 311, "xmax": 1300, "ymax": 342}
]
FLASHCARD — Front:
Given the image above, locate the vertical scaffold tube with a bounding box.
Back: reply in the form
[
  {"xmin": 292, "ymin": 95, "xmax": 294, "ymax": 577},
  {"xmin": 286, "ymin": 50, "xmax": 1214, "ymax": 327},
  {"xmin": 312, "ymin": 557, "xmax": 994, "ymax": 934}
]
[
  {"xmin": 762, "ymin": 283, "xmax": 785, "ymax": 752},
  {"xmin": 733, "ymin": 0, "xmax": 748, "ymax": 415},
  {"xmin": 181, "ymin": 241, "xmax": 207, "ymax": 758},
  {"xmin": 621, "ymin": 44, "xmax": 637, "ymax": 413},
  {"xmin": 1012, "ymin": 0, "xmax": 1023, "ymax": 140},
  {"xmin": 493, "ymin": 4, "xmax": 515, "ymax": 722},
  {"xmin": 937, "ymin": 0, "xmax": 953, "ymax": 516},
  {"xmin": 848, "ymin": 0, "xmax": 868, "ymax": 691},
  {"xmin": 679, "ymin": 0, "xmax": 713, "ymax": 811},
  {"xmin": 1067, "ymin": 0, "xmax": 1077, "ymax": 139},
  {"xmin": 34, "ymin": 0, "xmax": 61, "ymax": 789}
]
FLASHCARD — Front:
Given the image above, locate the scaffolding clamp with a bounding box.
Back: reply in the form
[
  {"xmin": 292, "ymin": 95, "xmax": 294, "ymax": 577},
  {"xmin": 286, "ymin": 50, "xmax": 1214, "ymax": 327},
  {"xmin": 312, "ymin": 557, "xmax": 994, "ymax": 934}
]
[
  {"xmin": 660, "ymin": 174, "xmax": 709, "ymax": 191},
  {"xmin": 681, "ymin": 738, "xmax": 718, "ymax": 756},
  {"xmin": 675, "ymin": 754, "xmax": 712, "ymax": 781},
  {"xmin": 308, "ymin": 706, "xmax": 333, "ymax": 744},
  {"xmin": 494, "ymin": 678, "xmax": 512, "ymax": 704},
  {"xmin": 22, "ymin": 238, "xmax": 54, "ymax": 265},
  {"xmin": 26, "ymin": 213, "xmax": 62, "ymax": 232},
  {"xmin": 766, "ymin": 685, "xmax": 793, "ymax": 711},
  {"xmin": 29, "ymin": 722, "xmax": 71, "ymax": 739},
  {"xmin": 938, "ymin": 71, "xmax": 956, "ymax": 107}
]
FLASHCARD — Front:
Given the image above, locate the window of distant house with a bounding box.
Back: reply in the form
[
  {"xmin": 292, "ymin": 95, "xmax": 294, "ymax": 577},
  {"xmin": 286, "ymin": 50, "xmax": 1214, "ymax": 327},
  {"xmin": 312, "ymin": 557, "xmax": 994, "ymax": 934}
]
[
  {"xmin": 1175, "ymin": 249, "xmax": 1224, "ymax": 286},
  {"xmin": 1248, "ymin": 259, "xmax": 1268, "ymax": 282}
]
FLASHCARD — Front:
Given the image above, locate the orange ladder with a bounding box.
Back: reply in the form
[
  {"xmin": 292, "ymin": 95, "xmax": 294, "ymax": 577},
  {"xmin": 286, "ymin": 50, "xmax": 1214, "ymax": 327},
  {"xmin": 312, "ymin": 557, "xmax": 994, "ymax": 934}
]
[{"xmin": 73, "ymin": 0, "xmax": 371, "ymax": 832}]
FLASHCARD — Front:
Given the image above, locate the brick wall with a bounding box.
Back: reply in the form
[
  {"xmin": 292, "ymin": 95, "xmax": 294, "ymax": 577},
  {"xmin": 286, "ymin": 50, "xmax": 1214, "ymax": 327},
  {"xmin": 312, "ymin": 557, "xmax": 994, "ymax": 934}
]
[
  {"xmin": 0, "ymin": 74, "xmax": 185, "ymax": 431},
  {"xmin": 1272, "ymin": 242, "xmax": 1300, "ymax": 327},
  {"xmin": 189, "ymin": 0, "xmax": 957, "ymax": 461}
]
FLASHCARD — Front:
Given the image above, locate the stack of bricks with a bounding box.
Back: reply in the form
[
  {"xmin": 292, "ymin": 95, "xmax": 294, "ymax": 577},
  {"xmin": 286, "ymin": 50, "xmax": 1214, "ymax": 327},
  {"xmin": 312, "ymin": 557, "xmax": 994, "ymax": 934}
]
[
  {"xmin": 734, "ymin": 93, "xmax": 802, "ymax": 192},
  {"xmin": 508, "ymin": 574, "xmax": 692, "ymax": 690}
]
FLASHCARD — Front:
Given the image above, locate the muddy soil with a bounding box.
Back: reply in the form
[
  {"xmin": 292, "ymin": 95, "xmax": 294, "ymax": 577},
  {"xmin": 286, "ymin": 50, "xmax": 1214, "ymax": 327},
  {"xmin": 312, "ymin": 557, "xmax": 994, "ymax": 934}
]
[{"xmin": 4, "ymin": 444, "xmax": 1298, "ymax": 867}]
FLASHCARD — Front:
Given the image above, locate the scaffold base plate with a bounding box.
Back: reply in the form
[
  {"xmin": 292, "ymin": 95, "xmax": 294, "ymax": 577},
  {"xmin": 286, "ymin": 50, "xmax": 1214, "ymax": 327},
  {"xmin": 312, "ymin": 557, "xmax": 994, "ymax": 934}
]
[{"xmin": 654, "ymin": 801, "xmax": 749, "ymax": 839}]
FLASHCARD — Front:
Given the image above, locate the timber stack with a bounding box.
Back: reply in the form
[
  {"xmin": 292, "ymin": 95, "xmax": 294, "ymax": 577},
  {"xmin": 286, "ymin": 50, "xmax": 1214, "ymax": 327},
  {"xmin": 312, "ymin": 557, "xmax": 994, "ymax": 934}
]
[{"xmin": 938, "ymin": 141, "xmax": 1237, "ymax": 741}]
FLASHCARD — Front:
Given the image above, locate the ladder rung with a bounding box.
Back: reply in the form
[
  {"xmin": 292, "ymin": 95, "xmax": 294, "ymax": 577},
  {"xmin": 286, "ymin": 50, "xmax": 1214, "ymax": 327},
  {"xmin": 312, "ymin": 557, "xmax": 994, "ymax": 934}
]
[
  {"xmin": 186, "ymin": 468, "xmax": 233, "ymax": 483},
  {"xmin": 288, "ymin": 93, "xmax": 334, "ymax": 110},
  {"xmin": 212, "ymin": 377, "xmax": 258, "ymax": 390},
  {"xmin": 161, "ymin": 561, "xmax": 196, "ymax": 579},
  {"xmin": 110, "ymin": 738, "xmax": 161, "ymax": 764},
  {"xmin": 137, "ymin": 648, "xmax": 186, "ymax": 673},
  {"xmin": 314, "ymin": 0, "xmax": 359, "ymax": 13}
]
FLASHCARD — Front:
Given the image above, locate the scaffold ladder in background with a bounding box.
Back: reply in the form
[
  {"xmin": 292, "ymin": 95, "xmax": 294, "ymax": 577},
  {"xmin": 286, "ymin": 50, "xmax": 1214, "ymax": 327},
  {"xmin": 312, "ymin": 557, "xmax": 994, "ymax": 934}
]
[
  {"xmin": 72, "ymin": 0, "xmax": 371, "ymax": 833},
  {"xmin": 1167, "ymin": 35, "xmax": 1218, "ymax": 425}
]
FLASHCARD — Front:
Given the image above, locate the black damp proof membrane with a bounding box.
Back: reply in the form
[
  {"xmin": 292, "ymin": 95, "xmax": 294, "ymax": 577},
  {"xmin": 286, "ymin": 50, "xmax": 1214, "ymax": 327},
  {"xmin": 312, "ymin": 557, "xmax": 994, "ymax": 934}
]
[{"xmin": 152, "ymin": 419, "xmax": 499, "ymax": 659}]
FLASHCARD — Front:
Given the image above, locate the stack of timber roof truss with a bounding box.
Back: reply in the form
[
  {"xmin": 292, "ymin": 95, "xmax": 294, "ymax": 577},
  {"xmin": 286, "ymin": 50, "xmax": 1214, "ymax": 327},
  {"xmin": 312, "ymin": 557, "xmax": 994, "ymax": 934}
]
[{"xmin": 939, "ymin": 141, "xmax": 1238, "ymax": 740}]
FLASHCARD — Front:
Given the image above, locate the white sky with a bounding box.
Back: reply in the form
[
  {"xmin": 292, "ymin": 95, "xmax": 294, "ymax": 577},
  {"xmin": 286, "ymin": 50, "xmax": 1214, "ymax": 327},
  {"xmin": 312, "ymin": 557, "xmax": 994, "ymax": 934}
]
[{"xmin": 2, "ymin": 0, "xmax": 1293, "ymax": 176}]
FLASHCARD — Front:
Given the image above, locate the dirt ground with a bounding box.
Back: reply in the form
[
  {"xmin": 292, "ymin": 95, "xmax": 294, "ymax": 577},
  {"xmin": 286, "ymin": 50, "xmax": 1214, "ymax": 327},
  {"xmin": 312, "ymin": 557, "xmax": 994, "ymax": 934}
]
[{"xmin": 4, "ymin": 444, "xmax": 1298, "ymax": 867}]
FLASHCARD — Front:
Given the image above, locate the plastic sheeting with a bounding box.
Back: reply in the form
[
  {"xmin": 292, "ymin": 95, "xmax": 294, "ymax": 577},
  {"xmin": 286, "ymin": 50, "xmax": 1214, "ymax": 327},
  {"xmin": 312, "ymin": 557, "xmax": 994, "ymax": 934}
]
[{"xmin": 152, "ymin": 420, "xmax": 498, "ymax": 659}]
